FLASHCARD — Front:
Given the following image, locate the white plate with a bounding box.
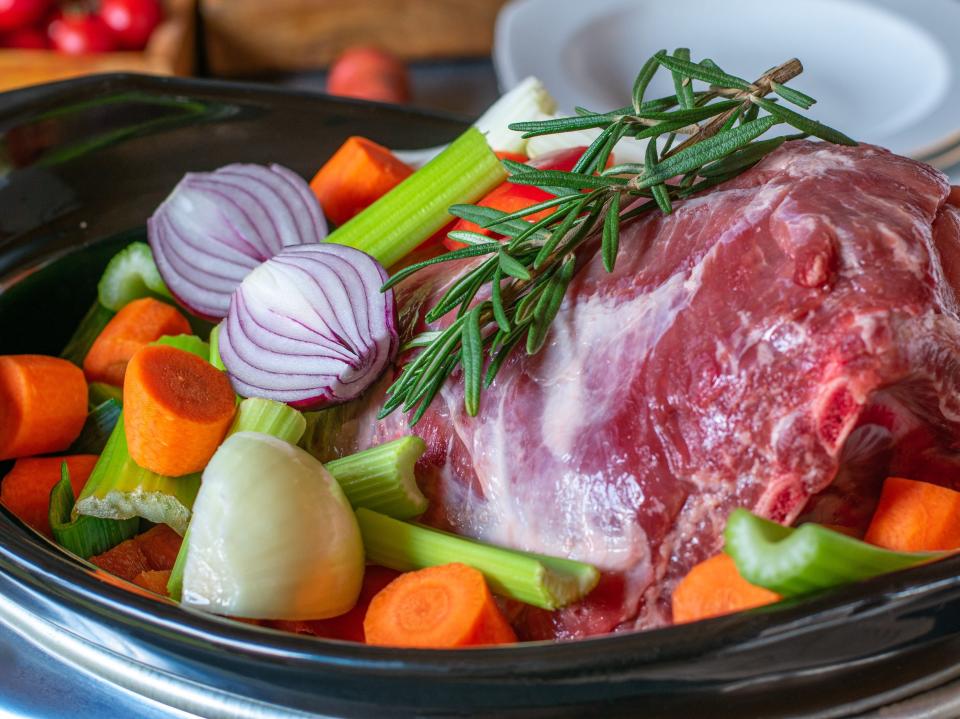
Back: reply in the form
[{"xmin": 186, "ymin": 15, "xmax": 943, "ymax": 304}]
[{"xmin": 494, "ymin": 0, "xmax": 960, "ymax": 161}]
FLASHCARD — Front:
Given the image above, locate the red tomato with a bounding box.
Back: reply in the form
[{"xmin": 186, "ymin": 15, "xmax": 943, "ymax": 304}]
[
  {"xmin": 444, "ymin": 146, "xmax": 591, "ymax": 251},
  {"xmin": 0, "ymin": 0, "xmax": 50, "ymax": 32},
  {"xmin": 327, "ymin": 46, "xmax": 410, "ymax": 105},
  {"xmin": 99, "ymin": 0, "xmax": 162, "ymax": 51},
  {"xmin": 0, "ymin": 24, "xmax": 48, "ymax": 48},
  {"xmin": 48, "ymin": 13, "xmax": 115, "ymax": 55}
]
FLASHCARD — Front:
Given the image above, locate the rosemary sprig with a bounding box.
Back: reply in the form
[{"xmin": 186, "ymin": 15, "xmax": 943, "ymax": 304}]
[{"xmin": 379, "ymin": 50, "xmax": 855, "ymax": 425}]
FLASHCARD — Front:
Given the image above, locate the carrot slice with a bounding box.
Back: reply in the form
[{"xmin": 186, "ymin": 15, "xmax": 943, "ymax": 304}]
[
  {"xmin": 91, "ymin": 524, "xmax": 184, "ymax": 580},
  {"xmin": 91, "ymin": 537, "xmax": 150, "ymax": 580},
  {"xmin": 83, "ymin": 297, "xmax": 191, "ymax": 386},
  {"xmin": 0, "ymin": 355, "xmax": 88, "ymax": 461},
  {"xmin": 132, "ymin": 569, "xmax": 172, "ymax": 595},
  {"xmin": 0, "ymin": 455, "xmax": 97, "ymax": 537},
  {"xmin": 363, "ymin": 563, "xmax": 517, "ymax": 648},
  {"xmin": 672, "ymin": 554, "xmax": 781, "ymax": 624},
  {"xmin": 135, "ymin": 523, "xmax": 183, "ymax": 571},
  {"xmin": 865, "ymin": 477, "xmax": 960, "ymax": 552},
  {"xmin": 123, "ymin": 344, "xmax": 236, "ymax": 476},
  {"xmin": 309, "ymin": 136, "xmax": 413, "ymax": 226}
]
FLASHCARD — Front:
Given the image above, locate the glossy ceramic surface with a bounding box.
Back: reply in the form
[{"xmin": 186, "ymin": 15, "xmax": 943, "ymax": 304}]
[{"xmin": 2, "ymin": 75, "xmax": 960, "ymax": 718}]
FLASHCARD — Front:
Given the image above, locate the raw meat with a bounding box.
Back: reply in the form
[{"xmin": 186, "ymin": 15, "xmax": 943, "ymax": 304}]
[{"xmin": 324, "ymin": 141, "xmax": 960, "ymax": 639}]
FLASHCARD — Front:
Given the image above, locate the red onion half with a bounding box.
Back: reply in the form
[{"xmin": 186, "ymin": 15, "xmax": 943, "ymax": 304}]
[
  {"xmin": 147, "ymin": 163, "xmax": 328, "ymax": 319},
  {"xmin": 220, "ymin": 244, "xmax": 398, "ymax": 408}
]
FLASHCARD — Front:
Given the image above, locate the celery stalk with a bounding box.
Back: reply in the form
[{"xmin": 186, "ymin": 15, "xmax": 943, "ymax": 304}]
[
  {"xmin": 69, "ymin": 399, "xmax": 122, "ymax": 454},
  {"xmin": 356, "ymin": 508, "xmax": 599, "ymax": 610},
  {"xmin": 326, "ymin": 127, "xmax": 507, "ymax": 268},
  {"xmin": 97, "ymin": 241, "xmax": 172, "ymax": 311},
  {"xmin": 724, "ymin": 509, "xmax": 945, "ymax": 596},
  {"xmin": 89, "ymin": 382, "xmax": 123, "ymax": 407},
  {"xmin": 153, "ymin": 334, "xmax": 209, "ymax": 359},
  {"xmin": 167, "ymin": 526, "xmax": 189, "ymax": 601},
  {"xmin": 325, "ymin": 436, "xmax": 427, "ymax": 519},
  {"xmin": 61, "ymin": 301, "xmax": 114, "ymax": 367},
  {"xmin": 228, "ymin": 398, "xmax": 306, "ymax": 445},
  {"xmin": 74, "ymin": 414, "xmax": 200, "ymax": 535},
  {"xmin": 208, "ymin": 322, "xmax": 226, "ymax": 371},
  {"xmin": 49, "ymin": 465, "xmax": 140, "ymax": 559}
]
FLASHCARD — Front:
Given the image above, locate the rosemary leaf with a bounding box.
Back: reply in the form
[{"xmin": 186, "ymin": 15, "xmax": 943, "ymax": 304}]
[
  {"xmin": 771, "ymin": 81, "xmax": 816, "ymax": 109},
  {"xmin": 461, "ymin": 306, "xmax": 484, "ymax": 416},
  {"xmin": 426, "ymin": 259, "xmax": 496, "ymax": 322},
  {"xmin": 408, "ymin": 356, "xmax": 456, "ymax": 426},
  {"xmin": 572, "ymin": 122, "xmax": 620, "ymax": 175},
  {"xmin": 750, "ymin": 96, "xmax": 856, "ymax": 145},
  {"xmin": 635, "ymin": 98, "xmax": 741, "ymax": 124},
  {"xmin": 499, "ymin": 249, "xmax": 531, "ymax": 280},
  {"xmin": 698, "ymin": 136, "xmax": 786, "ymax": 177},
  {"xmin": 656, "ymin": 53, "xmax": 752, "ymax": 91},
  {"xmin": 508, "ymin": 169, "xmax": 627, "ymax": 191},
  {"xmin": 491, "ymin": 267, "xmax": 511, "ymax": 333},
  {"xmin": 534, "ymin": 195, "xmax": 588, "ymax": 269},
  {"xmin": 510, "ymin": 114, "xmax": 614, "ymax": 138},
  {"xmin": 526, "ymin": 258, "xmax": 576, "ymax": 354},
  {"xmin": 483, "ymin": 194, "xmax": 580, "ymax": 225},
  {"xmin": 602, "ymin": 193, "xmax": 621, "ymax": 272},
  {"xmin": 632, "ymin": 51, "xmax": 664, "ymax": 113},
  {"xmin": 671, "ymin": 48, "xmax": 696, "ymax": 110},
  {"xmin": 645, "ymin": 138, "xmax": 673, "ymax": 214},
  {"xmin": 485, "ymin": 326, "xmax": 526, "ymax": 387},
  {"xmin": 445, "ymin": 230, "xmax": 501, "ymax": 247},
  {"xmin": 401, "ymin": 331, "xmax": 443, "ymax": 352},
  {"xmin": 448, "ymin": 205, "xmax": 546, "ymax": 240},
  {"xmin": 382, "ymin": 243, "xmax": 499, "ymax": 291}
]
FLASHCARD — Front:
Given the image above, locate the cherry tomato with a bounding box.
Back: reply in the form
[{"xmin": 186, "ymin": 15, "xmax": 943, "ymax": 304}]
[
  {"xmin": 0, "ymin": 24, "xmax": 48, "ymax": 48},
  {"xmin": 327, "ymin": 46, "xmax": 410, "ymax": 104},
  {"xmin": 98, "ymin": 0, "xmax": 162, "ymax": 51},
  {"xmin": 0, "ymin": 0, "xmax": 50, "ymax": 32},
  {"xmin": 48, "ymin": 13, "xmax": 115, "ymax": 55}
]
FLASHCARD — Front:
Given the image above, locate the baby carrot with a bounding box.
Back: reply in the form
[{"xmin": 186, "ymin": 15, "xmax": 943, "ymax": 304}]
[
  {"xmin": 0, "ymin": 455, "xmax": 97, "ymax": 537},
  {"xmin": 0, "ymin": 355, "xmax": 88, "ymax": 461},
  {"xmin": 83, "ymin": 297, "xmax": 191, "ymax": 386},
  {"xmin": 672, "ymin": 554, "xmax": 781, "ymax": 624},
  {"xmin": 310, "ymin": 136, "xmax": 413, "ymax": 226},
  {"xmin": 865, "ymin": 477, "xmax": 960, "ymax": 552},
  {"xmin": 123, "ymin": 344, "xmax": 236, "ymax": 476},
  {"xmin": 363, "ymin": 563, "xmax": 517, "ymax": 648}
]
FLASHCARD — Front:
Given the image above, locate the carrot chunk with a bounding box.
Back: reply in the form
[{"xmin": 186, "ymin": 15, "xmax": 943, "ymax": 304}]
[
  {"xmin": 91, "ymin": 537, "xmax": 150, "ymax": 580},
  {"xmin": 123, "ymin": 344, "xmax": 236, "ymax": 476},
  {"xmin": 0, "ymin": 355, "xmax": 88, "ymax": 460},
  {"xmin": 91, "ymin": 524, "xmax": 184, "ymax": 580},
  {"xmin": 672, "ymin": 554, "xmax": 781, "ymax": 624},
  {"xmin": 1, "ymin": 455, "xmax": 97, "ymax": 537},
  {"xmin": 363, "ymin": 563, "xmax": 517, "ymax": 648},
  {"xmin": 865, "ymin": 477, "xmax": 960, "ymax": 551},
  {"xmin": 135, "ymin": 523, "xmax": 183, "ymax": 571},
  {"xmin": 309, "ymin": 136, "xmax": 413, "ymax": 226},
  {"xmin": 83, "ymin": 297, "xmax": 191, "ymax": 386},
  {"xmin": 132, "ymin": 569, "xmax": 172, "ymax": 595}
]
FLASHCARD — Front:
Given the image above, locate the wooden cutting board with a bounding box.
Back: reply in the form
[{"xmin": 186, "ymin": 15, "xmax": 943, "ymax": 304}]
[{"xmin": 202, "ymin": 0, "xmax": 510, "ymax": 76}]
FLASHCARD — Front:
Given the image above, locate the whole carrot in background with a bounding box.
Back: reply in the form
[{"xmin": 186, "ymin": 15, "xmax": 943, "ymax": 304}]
[
  {"xmin": 0, "ymin": 354, "xmax": 88, "ymax": 460},
  {"xmin": 123, "ymin": 344, "xmax": 236, "ymax": 476},
  {"xmin": 0, "ymin": 455, "xmax": 97, "ymax": 537},
  {"xmin": 326, "ymin": 46, "xmax": 410, "ymax": 104},
  {"xmin": 83, "ymin": 297, "xmax": 191, "ymax": 386}
]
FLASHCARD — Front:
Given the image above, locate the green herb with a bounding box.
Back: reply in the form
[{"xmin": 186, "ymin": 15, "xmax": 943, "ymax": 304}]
[
  {"xmin": 380, "ymin": 52, "xmax": 854, "ymax": 424},
  {"xmin": 61, "ymin": 302, "xmax": 115, "ymax": 367}
]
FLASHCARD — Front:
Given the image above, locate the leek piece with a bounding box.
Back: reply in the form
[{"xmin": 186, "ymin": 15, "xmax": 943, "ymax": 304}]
[
  {"xmin": 724, "ymin": 509, "xmax": 945, "ymax": 597},
  {"xmin": 61, "ymin": 301, "xmax": 115, "ymax": 367},
  {"xmin": 326, "ymin": 436, "xmax": 427, "ymax": 519},
  {"xmin": 326, "ymin": 127, "xmax": 507, "ymax": 268},
  {"xmin": 89, "ymin": 382, "xmax": 123, "ymax": 407},
  {"xmin": 153, "ymin": 333, "xmax": 209, "ymax": 359},
  {"xmin": 97, "ymin": 241, "xmax": 172, "ymax": 311},
  {"xmin": 356, "ymin": 508, "xmax": 599, "ymax": 610},
  {"xmin": 208, "ymin": 322, "xmax": 226, "ymax": 371},
  {"xmin": 50, "ymin": 464, "xmax": 140, "ymax": 559},
  {"xmin": 69, "ymin": 399, "xmax": 122, "ymax": 454},
  {"xmin": 74, "ymin": 414, "xmax": 200, "ymax": 535},
  {"xmin": 228, "ymin": 398, "xmax": 306, "ymax": 445}
]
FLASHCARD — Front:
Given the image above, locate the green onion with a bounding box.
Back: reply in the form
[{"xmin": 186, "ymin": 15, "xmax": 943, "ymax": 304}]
[
  {"xmin": 724, "ymin": 509, "xmax": 945, "ymax": 596},
  {"xmin": 68, "ymin": 399, "xmax": 122, "ymax": 454},
  {"xmin": 97, "ymin": 241, "xmax": 172, "ymax": 311},
  {"xmin": 325, "ymin": 436, "xmax": 427, "ymax": 519},
  {"xmin": 49, "ymin": 464, "xmax": 140, "ymax": 559},
  {"xmin": 208, "ymin": 322, "xmax": 226, "ymax": 371},
  {"xmin": 356, "ymin": 508, "xmax": 599, "ymax": 610},
  {"xmin": 153, "ymin": 333, "xmax": 209, "ymax": 359},
  {"xmin": 73, "ymin": 414, "xmax": 200, "ymax": 535},
  {"xmin": 88, "ymin": 382, "xmax": 123, "ymax": 407},
  {"xmin": 326, "ymin": 127, "xmax": 507, "ymax": 268},
  {"xmin": 61, "ymin": 301, "xmax": 114, "ymax": 367},
  {"xmin": 228, "ymin": 398, "xmax": 306, "ymax": 445}
]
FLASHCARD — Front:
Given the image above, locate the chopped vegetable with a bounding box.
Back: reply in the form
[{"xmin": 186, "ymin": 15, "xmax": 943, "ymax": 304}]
[
  {"xmin": 82, "ymin": 297, "xmax": 191, "ymax": 386},
  {"xmin": 228, "ymin": 398, "xmax": 306, "ymax": 445},
  {"xmin": 61, "ymin": 302, "xmax": 115, "ymax": 366},
  {"xmin": 148, "ymin": 163, "xmax": 328, "ymax": 319},
  {"xmin": 90, "ymin": 524, "xmax": 182, "ymax": 581},
  {"xmin": 1, "ymin": 455, "xmax": 97, "ymax": 537},
  {"xmin": 74, "ymin": 414, "xmax": 200, "ymax": 535},
  {"xmin": 68, "ymin": 398, "xmax": 122, "ymax": 454},
  {"xmin": 135, "ymin": 522, "xmax": 182, "ymax": 569},
  {"xmin": 724, "ymin": 509, "xmax": 944, "ymax": 597},
  {"xmin": 356, "ymin": 508, "xmax": 599, "ymax": 610},
  {"xmin": 671, "ymin": 553, "xmax": 780, "ymax": 624},
  {"xmin": 123, "ymin": 344, "xmax": 236, "ymax": 476},
  {"xmin": 865, "ymin": 477, "xmax": 960, "ymax": 552},
  {"xmin": 219, "ymin": 244, "xmax": 398, "ymax": 409},
  {"xmin": 309, "ymin": 136, "xmax": 413, "ymax": 225},
  {"xmin": 153, "ymin": 333, "xmax": 210, "ymax": 359},
  {"xmin": 325, "ymin": 436, "xmax": 428, "ymax": 519},
  {"xmin": 326, "ymin": 46, "xmax": 411, "ymax": 104},
  {"xmin": 181, "ymin": 432, "xmax": 364, "ymax": 620},
  {"xmin": 132, "ymin": 569, "xmax": 172, "ymax": 595},
  {"xmin": 326, "ymin": 127, "xmax": 507, "ymax": 268},
  {"xmin": 166, "ymin": 525, "xmax": 188, "ymax": 600},
  {"xmin": 0, "ymin": 355, "xmax": 88, "ymax": 461},
  {"xmin": 97, "ymin": 241, "xmax": 172, "ymax": 311},
  {"xmin": 208, "ymin": 322, "xmax": 225, "ymax": 371},
  {"xmin": 49, "ymin": 466, "xmax": 140, "ymax": 559},
  {"xmin": 364, "ymin": 563, "xmax": 517, "ymax": 648},
  {"xmin": 475, "ymin": 76, "xmax": 557, "ymax": 155}
]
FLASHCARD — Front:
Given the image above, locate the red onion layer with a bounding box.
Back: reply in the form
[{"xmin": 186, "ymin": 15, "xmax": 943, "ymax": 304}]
[
  {"xmin": 147, "ymin": 163, "xmax": 328, "ymax": 319},
  {"xmin": 220, "ymin": 244, "xmax": 398, "ymax": 408}
]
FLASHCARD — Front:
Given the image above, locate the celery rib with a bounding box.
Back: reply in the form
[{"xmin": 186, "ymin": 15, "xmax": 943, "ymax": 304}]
[
  {"xmin": 208, "ymin": 322, "xmax": 226, "ymax": 371},
  {"xmin": 69, "ymin": 399, "xmax": 122, "ymax": 455},
  {"xmin": 228, "ymin": 398, "xmax": 306, "ymax": 445},
  {"xmin": 50, "ymin": 466, "xmax": 140, "ymax": 559},
  {"xmin": 97, "ymin": 241, "xmax": 172, "ymax": 311},
  {"xmin": 356, "ymin": 508, "xmax": 599, "ymax": 610},
  {"xmin": 326, "ymin": 127, "xmax": 507, "ymax": 268},
  {"xmin": 325, "ymin": 436, "xmax": 427, "ymax": 519},
  {"xmin": 153, "ymin": 334, "xmax": 210, "ymax": 359}
]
